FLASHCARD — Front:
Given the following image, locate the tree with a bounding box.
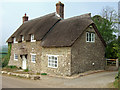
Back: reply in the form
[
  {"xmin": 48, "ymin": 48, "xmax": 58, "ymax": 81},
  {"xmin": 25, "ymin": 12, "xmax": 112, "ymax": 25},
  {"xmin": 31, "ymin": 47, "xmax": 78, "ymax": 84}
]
[
  {"xmin": 101, "ymin": 6, "xmax": 118, "ymax": 29},
  {"xmin": 106, "ymin": 39, "xmax": 118, "ymax": 59},
  {"xmin": 92, "ymin": 7, "xmax": 118, "ymax": 59},
  {"xmin": 92, "ymin": 15, "xmax": 117, "ymax": 44}
]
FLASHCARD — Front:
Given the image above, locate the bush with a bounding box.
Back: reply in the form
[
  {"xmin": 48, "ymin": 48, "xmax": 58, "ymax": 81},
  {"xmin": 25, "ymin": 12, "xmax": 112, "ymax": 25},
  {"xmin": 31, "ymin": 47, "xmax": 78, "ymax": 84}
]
[
  {"xmin": 24, "ymin": 68, "xmax": 29, "ymax": 72},
  {"xmin": 2, "ymin": 55, "xmax": 9, "ymax": 67},
  {"xmin": 41, "ymin": 73, "xmax": 47, "ymax": 75},
  {"xmin": 114, "ymin": 68, "xmax": 120, "ymax": 88},
  {"xmin": 6, "ymin": 65, "xmax": 18, "ymax": 69},
  {"xmin": 2, "ymin": 43, "xmax": 12, "ymax": 67}
]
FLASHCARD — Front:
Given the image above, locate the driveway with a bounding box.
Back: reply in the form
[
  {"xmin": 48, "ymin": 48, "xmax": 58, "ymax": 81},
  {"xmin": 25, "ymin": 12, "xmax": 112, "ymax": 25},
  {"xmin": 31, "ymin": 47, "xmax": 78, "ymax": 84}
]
[{"xmin": 2, "ymin": 71, "xmax": 117, "ymax": 88}]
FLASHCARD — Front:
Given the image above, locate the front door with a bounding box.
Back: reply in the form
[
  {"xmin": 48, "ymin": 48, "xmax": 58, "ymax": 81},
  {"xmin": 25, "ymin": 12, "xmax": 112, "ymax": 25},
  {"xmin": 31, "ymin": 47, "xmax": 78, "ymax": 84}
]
[{"xmin": 22, "ymin": 55, "xmax": 27, "ymax": 69}]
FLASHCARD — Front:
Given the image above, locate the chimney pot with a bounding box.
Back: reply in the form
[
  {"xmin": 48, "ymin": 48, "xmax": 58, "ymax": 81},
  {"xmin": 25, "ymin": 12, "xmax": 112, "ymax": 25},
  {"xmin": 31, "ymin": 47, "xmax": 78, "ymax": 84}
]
[{"xmin": 22, "ymin": 13, "xmax": 28, "ymax": 23}]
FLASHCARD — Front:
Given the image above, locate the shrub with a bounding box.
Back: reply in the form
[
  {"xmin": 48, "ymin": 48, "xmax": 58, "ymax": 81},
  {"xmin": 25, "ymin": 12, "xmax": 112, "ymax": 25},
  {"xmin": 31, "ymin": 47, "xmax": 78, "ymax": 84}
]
[
  {"xmin": 2, "ymin": 55, "xmax": 9, "ymax": 67},
  {"xmin": 41, "ymin": 73, "xmax": 47, "ymax": 75},
  {"xmin": 24, "ymin": 68, "xmax": 29, "ymax": 72},
  {"xmin": 6, "ymin": 65, "xmax": 18, "ymax": 69},
  {"xmin": 2, "ymin": 43, "xmax": 12, "ymax": 67},
  {"xmin": 114, "ymin": 68, "xmax": 120, "ymax": 88}
]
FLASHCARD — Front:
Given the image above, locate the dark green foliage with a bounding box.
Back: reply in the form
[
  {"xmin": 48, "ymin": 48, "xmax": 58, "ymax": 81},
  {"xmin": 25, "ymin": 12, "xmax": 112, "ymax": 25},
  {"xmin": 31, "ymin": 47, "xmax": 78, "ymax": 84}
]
[
  {"xmin": 2, "ymin": 43, "xmax": 12, "ymax": 67},
  {"xmin": 105, "ymin": 39, "xmax": 118, "ymax": 59},
  {"xmin": 41, "ymin": 73, "xmax": 47, "ymax": 75},
  {"xmin": 92, "ymin": 15, "xmax": 118, "ymax": 59},
  {"xmin": 92, "ymin": 15, "xmax": 117, "ymax": 44},
  {"xmin": 24, "ymin": 68, "xmax": 29, "ymax": 72},
  {"xmin": 6, "ymin": 65, "xmax": 18, "ymax": 69},
  {"xmin": 114, "ymin": 68, "xmax": 120, "ymax": 88},
  {"xmin": 2, "ymin": 56, "xmax": 9, "ymax": 67},
  {"xmin": 118, "ymin": 36, "xmax": 120, "ymax": 64}
]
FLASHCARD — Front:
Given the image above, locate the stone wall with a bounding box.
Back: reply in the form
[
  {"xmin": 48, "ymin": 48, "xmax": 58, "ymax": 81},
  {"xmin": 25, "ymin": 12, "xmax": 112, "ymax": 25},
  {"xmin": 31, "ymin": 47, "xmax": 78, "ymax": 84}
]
[
  {"xmin": 41, "ymin": 47, "xmax": 71, "ymax": 76},
  {"xmin": 71, "ymin": 26, "xmax": 105, "ymax": 74},
  {"xmin": 8, "ymin": 25, "xmax": 105, "ymax": 76},
  {"xmin": 8, "ymin": 41, "xmax": 42, "ymax": 73}
]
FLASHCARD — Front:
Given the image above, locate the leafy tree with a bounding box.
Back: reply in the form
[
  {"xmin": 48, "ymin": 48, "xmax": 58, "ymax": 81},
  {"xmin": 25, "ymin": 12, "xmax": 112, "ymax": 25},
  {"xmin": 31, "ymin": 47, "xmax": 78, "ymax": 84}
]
[
  {"xmin": 92, "ymin": 7, "xmax": 118, "ymax": 59},
  {"xmin": 106, "ymin": 39, "xmax": 118, "ymax": 59},
  {"xmin": 92, "ymin": 15, "xmax": 117, "ymax": 44}
]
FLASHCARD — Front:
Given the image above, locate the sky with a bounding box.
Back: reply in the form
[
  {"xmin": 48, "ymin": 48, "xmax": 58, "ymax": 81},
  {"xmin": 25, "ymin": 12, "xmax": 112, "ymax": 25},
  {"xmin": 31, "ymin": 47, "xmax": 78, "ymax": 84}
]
[{"xmin": 0, "ymin": 0, "xmax": 119, "ymax": 46}]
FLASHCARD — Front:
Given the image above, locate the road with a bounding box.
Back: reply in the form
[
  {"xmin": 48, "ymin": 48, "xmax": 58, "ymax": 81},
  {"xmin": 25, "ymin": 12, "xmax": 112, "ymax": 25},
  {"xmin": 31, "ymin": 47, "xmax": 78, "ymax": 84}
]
[{"xmin": 2, "ymin": 71, "xmax": 117, "ymax": 88}]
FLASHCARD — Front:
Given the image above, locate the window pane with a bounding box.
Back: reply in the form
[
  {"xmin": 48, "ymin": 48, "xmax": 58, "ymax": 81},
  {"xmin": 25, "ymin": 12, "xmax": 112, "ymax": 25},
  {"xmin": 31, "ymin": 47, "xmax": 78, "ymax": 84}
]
[
  {"xmin": 52, "ymin": 60, "xmax": 54, "ymax": 63},
  {"xmin": 52, "ymin": 56, "xmax": 54, "ymax": 59},
  {"xmin": 48, "ymin": 56, "xmax": 58, "ymax": 68},
  {"xmin": 49, "ymin": 57, "xmax": 51, "ymax": 59},
  {"xmin": 55, "ymin": 57, "xmax": 57, "ymax": 60},
  {"xmin": 89, "ymin": 33, "xmax": 91, "ymax": 41},
  {"xmin": 87, "ymin": 32, "xmax": 89, "ymax": 41},
  {"xmin": 91, "ymin": 33, "xmax": 95, "ymax": 42},
  {"xmin": 91, "ymin": 33, "xmax": 93, "ymax": 41},
  {"xmin": 55, "ymin": 61, "xmax": 57, "ymax": 63},
  {"xmin": 32, "ymin": 55, "xmax": 36, "ymax": 62},
  {"xmin": 55, "ymin": 64, "xmax": 57, "ymax": 67},
  {"xmin": 14, "ymin": 54, "xmax": 18, "ymax": 60}
]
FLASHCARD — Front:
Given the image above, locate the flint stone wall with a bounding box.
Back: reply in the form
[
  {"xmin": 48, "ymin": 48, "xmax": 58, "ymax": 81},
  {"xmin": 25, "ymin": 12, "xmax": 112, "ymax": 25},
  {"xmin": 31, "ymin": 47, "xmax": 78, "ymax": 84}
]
[{"xmin": 71, "ymin": 26, "xmax": 105, "ymax": 74}]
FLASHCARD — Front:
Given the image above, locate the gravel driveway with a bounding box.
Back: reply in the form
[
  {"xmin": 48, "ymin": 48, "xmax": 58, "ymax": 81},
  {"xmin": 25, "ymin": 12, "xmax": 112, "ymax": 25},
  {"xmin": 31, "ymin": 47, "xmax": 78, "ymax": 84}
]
[{"xmin": 2, "ymin": 71, "xmax": 117, "ymax": 88}]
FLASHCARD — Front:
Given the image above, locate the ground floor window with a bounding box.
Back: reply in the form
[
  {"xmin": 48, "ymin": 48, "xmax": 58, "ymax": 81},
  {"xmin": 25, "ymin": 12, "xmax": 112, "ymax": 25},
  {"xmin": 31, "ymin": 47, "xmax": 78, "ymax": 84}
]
[
  {"xmin": 48, "ymin": 55, "xmax": 58, "ymax": 68},
  {"xmin": 31, "ymin": 54, "xmax": 36, "ymax": 63},
  {"xmin": 14, "ymin": 54, "xmax": 18, "ymax": 60}
]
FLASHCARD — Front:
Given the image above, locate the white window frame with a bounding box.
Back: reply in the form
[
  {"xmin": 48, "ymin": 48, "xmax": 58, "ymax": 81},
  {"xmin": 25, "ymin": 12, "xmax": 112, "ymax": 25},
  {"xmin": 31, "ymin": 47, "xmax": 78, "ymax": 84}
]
[
  {"xmin": 13, "ymin": 37, "xmax": 18, "ymax": 43},
  {"xmin": 22, "ymin": 35, "xmax": 24, "ymax": 41},
  {"xmin": 31, "ymin": 54, "xmax": 36, "ymax": 63},
  {"xmin": 14, "ymin": 54, "xmax": 18, "ymax": 61},
  {"xmin": 31, "ymin": 34, "xmax": 36, "ymax": 42},
  {"xmin": 86, "ymin": 32, "xmax": 95, "ymax": 42},
  {"xmin": 48, "ymin": 55, "xmax": 58, "ymax": 68}
]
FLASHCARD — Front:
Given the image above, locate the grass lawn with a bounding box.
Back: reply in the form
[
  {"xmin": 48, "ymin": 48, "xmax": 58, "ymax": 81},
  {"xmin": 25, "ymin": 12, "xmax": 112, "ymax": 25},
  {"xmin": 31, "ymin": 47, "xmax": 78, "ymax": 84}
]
[{"xmin": 114, "ymin": 79, "xmax": 119, "ymax": 88}]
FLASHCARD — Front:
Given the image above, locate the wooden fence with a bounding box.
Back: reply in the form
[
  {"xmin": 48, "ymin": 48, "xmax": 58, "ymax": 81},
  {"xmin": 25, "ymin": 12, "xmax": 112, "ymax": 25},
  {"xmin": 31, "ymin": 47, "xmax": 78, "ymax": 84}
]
[{"xmin": 106, "ymin": 59, "xmax": 119, "ymax": 68}]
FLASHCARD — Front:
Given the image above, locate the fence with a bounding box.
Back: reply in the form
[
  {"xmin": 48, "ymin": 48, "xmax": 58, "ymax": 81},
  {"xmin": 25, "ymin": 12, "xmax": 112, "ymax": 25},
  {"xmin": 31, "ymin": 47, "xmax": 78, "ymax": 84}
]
[{"xmin": 106, "ymin": 59, "xmax": 119, "ymax": 68}]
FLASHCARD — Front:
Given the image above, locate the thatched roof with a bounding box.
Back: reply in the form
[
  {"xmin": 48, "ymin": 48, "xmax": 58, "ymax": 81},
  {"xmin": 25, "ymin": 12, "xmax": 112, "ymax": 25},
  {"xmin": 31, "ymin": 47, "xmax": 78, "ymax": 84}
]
[
  {"xmin": 41, "ymin": 13, "xmax": 106, "ymax": 47},
  {"xmin": 7, "ymin": 12, "xmax": 61, "ymax": 42},
  {"xmin": 7, "ymin": 13, "xmax": 106, "ymax": 47}
]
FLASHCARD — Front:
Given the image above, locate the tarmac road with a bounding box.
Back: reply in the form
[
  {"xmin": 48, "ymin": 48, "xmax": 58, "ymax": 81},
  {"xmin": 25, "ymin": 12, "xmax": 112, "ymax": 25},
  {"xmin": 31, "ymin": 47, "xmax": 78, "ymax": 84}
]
[{"xmin": 2, "ymin": 71, "xmax": 117, "ymax": 88}]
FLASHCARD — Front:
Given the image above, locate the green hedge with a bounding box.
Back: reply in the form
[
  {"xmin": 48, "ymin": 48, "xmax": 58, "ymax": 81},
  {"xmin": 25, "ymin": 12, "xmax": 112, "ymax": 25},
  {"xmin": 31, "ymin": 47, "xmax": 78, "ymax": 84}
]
[{"xmin": 2, "ymin": 43, "xmax": 12, "ymax": 67}]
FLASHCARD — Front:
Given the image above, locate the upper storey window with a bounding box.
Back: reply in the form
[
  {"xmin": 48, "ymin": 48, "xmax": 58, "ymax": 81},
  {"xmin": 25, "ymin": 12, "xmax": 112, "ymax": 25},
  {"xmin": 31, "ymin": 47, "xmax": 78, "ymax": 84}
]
[
  {"xmin": 13, "ymin": 37, "xmax": 18, "ymax": 43},
  {"xmin": 22, "ymin": 35, "xmax": 24, "ymax": 41},
  {"xmin": 31, "ymin": 34, "xmax": 36, "ymax": 42},
  {"xmin": 86, "ymin": 32, "xmax": 95, "ymax": 42}
]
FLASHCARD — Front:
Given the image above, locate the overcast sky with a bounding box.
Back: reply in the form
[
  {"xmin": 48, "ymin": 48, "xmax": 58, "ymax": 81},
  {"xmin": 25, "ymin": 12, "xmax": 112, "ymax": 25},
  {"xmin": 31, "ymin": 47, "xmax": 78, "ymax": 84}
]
[{"xmin": 0, "ymin": 0, "xmax": 119, "ymax": 46}]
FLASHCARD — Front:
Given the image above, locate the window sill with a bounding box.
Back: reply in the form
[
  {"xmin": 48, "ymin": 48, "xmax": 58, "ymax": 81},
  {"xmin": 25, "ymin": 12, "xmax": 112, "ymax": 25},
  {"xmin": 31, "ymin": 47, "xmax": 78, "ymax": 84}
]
[
  {"xmin": 31, "ymin": 40, "xmax": 36, "ymax": 42},
  {"xmin": 31, "ymin": 61, "xmax": 36, "ymax": 63},
  {"xmin": 48, "ymin": 66, "xmax": 58, "ymax": 68}
]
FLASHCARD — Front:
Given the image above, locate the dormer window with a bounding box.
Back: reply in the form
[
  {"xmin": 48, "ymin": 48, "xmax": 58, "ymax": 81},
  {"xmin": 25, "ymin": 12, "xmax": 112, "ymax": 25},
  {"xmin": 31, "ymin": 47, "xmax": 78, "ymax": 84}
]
[
  {"xmin": 31, "ymin": 34, "xmax": 36, "ymax": 42},
  {"xmin": 13, "ymin": 37, "xmax": 18, "ymax": 43},
  {"xmin": 22, "ymin": 35, "xmax": 24, "ymax": 41}
]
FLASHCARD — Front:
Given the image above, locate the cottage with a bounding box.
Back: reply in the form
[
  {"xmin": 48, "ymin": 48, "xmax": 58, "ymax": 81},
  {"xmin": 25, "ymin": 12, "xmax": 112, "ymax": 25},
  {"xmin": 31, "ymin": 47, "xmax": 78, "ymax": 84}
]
[{"xmin": 7, "ymin": 1, "xmax": 106, "ymax": 76}]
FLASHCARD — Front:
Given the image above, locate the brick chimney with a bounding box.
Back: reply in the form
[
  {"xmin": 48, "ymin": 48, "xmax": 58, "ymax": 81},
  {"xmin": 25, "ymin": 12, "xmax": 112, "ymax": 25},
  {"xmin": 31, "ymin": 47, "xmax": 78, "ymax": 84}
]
[
  {"xmin": 56, "ymin": 1, "xmax": 64, "ymax": 19},
  {"xmin": 22, "ymin": 13, "xmax": 28, "ymax": 23}
]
